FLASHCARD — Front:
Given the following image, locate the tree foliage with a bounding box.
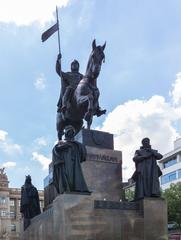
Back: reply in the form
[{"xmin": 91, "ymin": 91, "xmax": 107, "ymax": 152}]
[
  {"xmin": 163, "ymin": 182, "xmax": 181, "ymax": 229},
  {"xmin": 125, "ymin": 188, "xmax": 135, "ymax": 201}
]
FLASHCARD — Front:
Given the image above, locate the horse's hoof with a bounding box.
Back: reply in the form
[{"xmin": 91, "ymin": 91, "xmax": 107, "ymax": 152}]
[
  {"xmin": 103, "ymin": 109, "xmax": 106, "ymax": 114},
  {"xmin": 96, "ymin": 109, "xmax": 106, "ymax": 117}
]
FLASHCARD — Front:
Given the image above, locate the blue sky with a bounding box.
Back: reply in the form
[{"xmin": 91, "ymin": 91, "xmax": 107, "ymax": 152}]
[{"xmin": 0, "ymin": 0, "xmax": 181, "ymax": 189}]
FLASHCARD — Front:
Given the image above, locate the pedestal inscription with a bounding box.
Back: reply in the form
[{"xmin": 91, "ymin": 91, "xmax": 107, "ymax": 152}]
[{"xmin": 82, "ymin": 146, "xmax": 122, "ymax": 201}]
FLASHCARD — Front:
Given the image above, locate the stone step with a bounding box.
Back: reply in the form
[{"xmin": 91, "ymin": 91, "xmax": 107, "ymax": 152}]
[
  {"xmin": 69, "ymin": 209, "xmax": 140, "ymax": 221},
  {"xmin": 70, "ymin": 228, "xmax": 104, "ymax": 236},
  {"xmin": 71, "ymin": 222, "xmax": 107, "ymax": 230},
  {"xmin": 67, "ymin": 234, "xmax": 95, "ymax": 240},
  {"xmin": 69, "ymin": 210, "xmax": 94, "ymax": 220},
  {"xmin": 71, "ymin": 220, "xmax": 106, "ymax": 225}
]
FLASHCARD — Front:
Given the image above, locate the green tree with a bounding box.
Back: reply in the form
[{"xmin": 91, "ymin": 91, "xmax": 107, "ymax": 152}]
[
  {"xmin": 163, "ymin": 182, "xmax": 181, "ymax": 229},
  {"xmin": 125, "ymin": 188, "xmax": 135, "ymax": 201}
]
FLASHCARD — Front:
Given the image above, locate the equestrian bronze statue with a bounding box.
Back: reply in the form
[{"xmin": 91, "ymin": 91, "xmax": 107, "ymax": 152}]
[{"xmin": 56, "ymin": 39, "xmax": 106, "ymax": 140}]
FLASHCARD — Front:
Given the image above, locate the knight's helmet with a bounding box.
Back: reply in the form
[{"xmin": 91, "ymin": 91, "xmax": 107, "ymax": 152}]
[{"xmin": 71, "ymin": 59, "xmax": 79, "ymax": 72}]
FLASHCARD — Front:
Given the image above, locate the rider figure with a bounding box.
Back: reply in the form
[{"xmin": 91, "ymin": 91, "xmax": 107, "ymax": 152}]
[{"xmin": 56, "ymin": 54, "xmax": 83, "ymax": 113}]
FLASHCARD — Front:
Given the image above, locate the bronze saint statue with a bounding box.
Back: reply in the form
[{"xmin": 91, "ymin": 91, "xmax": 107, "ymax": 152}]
[
  {"xmin": 20, "ymin": 175, "xmax": 41, "ymax": 230},
  {"xmin": 56, "ymin": 39, "xmax": 106, "ymax": 140},
  {"xmin": 41, "ymin": 11, "xmax": 106, "ymax": 140},
  {"xmin": 52, "ymin": 125, "xmax": 90, "ymax": 194},
  {"xmin": 132, "ymin": 138, "xmax": 163, "ymax": 201},
  {"xmin": 56, "ymin": 55, "xmax": 83, "ymax": 114}
]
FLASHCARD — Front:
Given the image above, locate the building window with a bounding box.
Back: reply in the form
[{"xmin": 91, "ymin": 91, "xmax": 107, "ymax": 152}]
[
  {"xmin": 178, "ymin": 169, "xmax": 181, "ymax": 179},
  {"xmin": 18, "ymin": 199, "xmax": 21, "ymax": 207},
  {"xmin": 161, "ymin": 171, "xmax": 177, "ymax": 184},
  {"xmin": 10, "ymin": 199, "xmax": 15, "ymax": 206},
  {"xmin": 0, "ymin": 196, "xmax": 6, "ymax": 205},
  {"xmin": 10, "ymin": 212, "xmax": 15, "ymax": 218},
  {"xmin": 11, "ymin": 224, "xmax": 16, "ymax": 232},
  {"xmin": 163, "ymin": 158, "xmax": 177, "ymax": 168},
  {"xmin": 0, "ymin": 211, "xmax": 7, "ymax": 217}
]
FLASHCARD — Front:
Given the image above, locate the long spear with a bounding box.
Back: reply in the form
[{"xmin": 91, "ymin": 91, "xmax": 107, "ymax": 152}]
[
  {"xmin": 41, "ymin": 6, "xmax": 61, "ymax": 53},
  {"xmin": 41, "ymin": 6, "xmax": 62, "ymax": 77},
  {"xmin": 55, "ymin": 6, "xmax": 63, "ymax": 79},
  {"xmin": 56, "ymin": 6, "xmax": 61, "ymax": 55}
]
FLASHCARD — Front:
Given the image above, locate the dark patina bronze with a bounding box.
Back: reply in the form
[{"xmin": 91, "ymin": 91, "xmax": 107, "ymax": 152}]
[
  {"xmin": 132, "ymin": 138, "xmax": 163, "ymax": 201},
  {"xmin": 52, "ymin": 125, "xmax": 90, "ymax": 194},
  {"xmin": 56, "ymin": 39, "xmax": 106, "ymax": 140},
  {"xmin": 20, "ymin": 175, "xmax": 41, "ymax": 230}
]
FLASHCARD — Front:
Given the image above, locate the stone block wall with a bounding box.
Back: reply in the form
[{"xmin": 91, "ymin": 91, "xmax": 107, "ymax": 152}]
[{"xmin": 20, "ymin": 194, "xmax": 168, "ymax": 240}]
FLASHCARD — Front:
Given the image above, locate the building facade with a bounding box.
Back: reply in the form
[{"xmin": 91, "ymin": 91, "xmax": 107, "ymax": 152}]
[
  {"xmin": 0, "ymin": 168, "xmax": 44, "ymax": 240},
  {"xmin": 159, "ymin": 137, "xmax": 181, "ymax": 190}
]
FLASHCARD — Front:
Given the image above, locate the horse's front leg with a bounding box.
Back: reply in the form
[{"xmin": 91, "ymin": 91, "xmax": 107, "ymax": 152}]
[
  {"xmin": 84, "ymin": 94, "xmax": 94, "ymax": 122},
  {"xmin": 56, "ymin": 112, "xmax": 65, "ymax": 141},
  {"xmin": 87, "ymin": 116, "xmax": 93, "ymax": 129},
  {"xmin": 87, "ymin": 94, "xmax": 94, "ymax": 112}
]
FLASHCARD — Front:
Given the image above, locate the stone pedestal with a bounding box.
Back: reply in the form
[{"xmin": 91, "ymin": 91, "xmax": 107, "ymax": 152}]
[
  {"xmin": 21, "ymin": 194, "xmax": 168, "ymax": 240},
  {"xmin": 75, "ymin": 129, "xmax": 114, "ymax": 150},
  {"xmin": 53, "ymin": 194, "xmax": 136, "ymax": 240},
  {"xmin": 25, "ymin": 129, "xmax": 168, "ymax": 240},
  {"xmin": 44, "ymin": 129, "xmax": 122, "ymax": 207},
  {"xmin": 82, "ymin": 146, "xmax": 122, "ymax": 201},
  {"xmin": 141, "ymin": 198, "xmax": 168, "ymax": 240}
]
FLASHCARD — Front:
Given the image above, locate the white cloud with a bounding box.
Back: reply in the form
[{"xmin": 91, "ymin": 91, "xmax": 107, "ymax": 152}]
[
  {"xmin": 0, "ymin": 130, "xmax": 8, "ymax": 141},
  {"xmin": 0, "ymin": 0, "xmax": 69, "ymax": 26},
  {"xmin": 34, "ymin": 137, "xmax": 47, "ymax": 146},
  {"xmin": 34, "ymin": 75, "xmax": 46, "ymax": 90},
  {"xmin": 170, "ymin": 72, "xmax": 181, "ymax": 105},
  {"xmin": 2, "ymin": 143, "xmax": 22, "ymax": 155},
  {"xmin": 98, "ymin": 74, "xmax": 181, "ymax": 182},
  {"xmin": 2, "ymin": 161, "xmax": 16, "ymax": 168},
  {"xmin": 0, "ymin": 129, "xmax": 22, "ymax": 155},
  {"xmin": 32, "ymin": 152, "xmax": 51, "ymax": 170},
  {"xmin": 77, "ymin": 1, "xmax": 94, "ymax": 28}
]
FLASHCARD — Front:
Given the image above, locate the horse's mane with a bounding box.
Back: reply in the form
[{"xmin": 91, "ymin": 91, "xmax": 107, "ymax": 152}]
[
  {"xmin": 85, "ymin": 46, "xmax": 105, "ymax": 77},
  {"xmin": 85, "ymin": 51, "xmax": 93, "ymax": 77}
]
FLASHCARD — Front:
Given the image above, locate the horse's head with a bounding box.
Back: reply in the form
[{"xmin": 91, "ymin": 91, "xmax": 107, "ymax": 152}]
[{"xmin": 86, "ymin": 39, "xmax": 106, "ymax": 79}]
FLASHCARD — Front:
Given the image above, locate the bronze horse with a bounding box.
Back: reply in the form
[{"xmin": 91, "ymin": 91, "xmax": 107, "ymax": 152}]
[{"xmin": 57, "ymin": 40, "xmax": 106, "ymax": 140}]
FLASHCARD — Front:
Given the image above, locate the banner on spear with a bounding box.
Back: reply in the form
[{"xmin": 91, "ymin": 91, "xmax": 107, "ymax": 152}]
[{"xmin": 41, "ymin": 22, "xmax": 59, "ymax": 42}]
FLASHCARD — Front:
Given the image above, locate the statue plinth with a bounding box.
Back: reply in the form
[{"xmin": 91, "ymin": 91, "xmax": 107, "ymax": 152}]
[
  {"xmin": 75, "ymin": 128, "xmax": 114, "ymax": 149},
  {"xmin": 23, "ymin": 130, "xmax": 168, "ymax": 240},
  {"xmin": 77, "ymin": 128, "xmax": 122, "ymax": 201},
  {"xmin": 44, "ymin": 129, "xmax": 122, "ymax": 208},
  {"xmin": 21, "ymin": 194, "xmax": 168, "ymax": 240},
  {"xmin": 82, "ymin": 145, "xmax": 122, "ymax": 201}
]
